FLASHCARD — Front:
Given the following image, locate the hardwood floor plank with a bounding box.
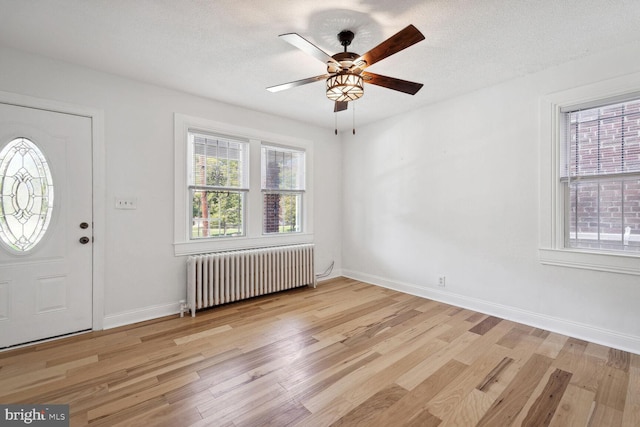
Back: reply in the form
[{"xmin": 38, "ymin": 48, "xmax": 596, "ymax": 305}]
[
  {"xmin": 476, "ymin": 356, "xmax": 514, "ymax": 392},
  {"xmin": 404, "ymin": 408, "xmax": 443, "ymax": 427},
  {"xmin": 108, "ymin": 354, "xmax": 204, "ymax": 392},
  {"xmin": 369, "ymin": 313, "xmax": 451, "ymax": 355},
  {"xmin": 438, "ymin": 308, "xmax": 481, "ymax": 343},
  {"xmin": 285, "ymin": 351, "xmax": 382, "ymax": 403},
  {"xmin": 439, "ymin": 388, "xmax": 494, "ymax": 427},
  {"xmin": 594, "ymin": 364, "xmax": 630, "ymax": 412},
  {"xmin": 87, "ymin": 372, "xmax": 200, "ymax": 421},
  {"xmin": 197, "ymin": 377, "xmax": 285, "ymax": 423},
  {"xmin": 0, "ymin": 355, "xmax": 98, "ymax": 398},
  {"xmin": 520, "ymin": 368, "xmax": 572, "ymax": 426},
  {"xmin": 87, "ymin": 396, "xmax": 168, "ymax": 427},
  {"xmin": 548, "ymin": 384, "xmax": 596, "ymax": 427},
  {"xmin": 587, "ymin": 403, "xmax": 623, "ymax": 427},
  {"xmin": 173, "ymin": 324, "xmax": 233, "ymax": 345},
  {"xmin": 621, "ymin": 364, "xmax": 640, "ymax": 427},
  {"xmin": 468, "ymin": 315, "xmax": 503, "ymax": 336},
  {"xmin": 0, "ymin": 278, "xmax": 635, "ymax": 426},
  {"xmin": 607, "ymin": 348, "xmax": 631, "ymax": 372},
  {"xmin": 239, "ymin": 398, "xmax": 311, "ymax": 427},
  {"xmin": 496, "ymin": 324, "xmax": 546, "ymax": 356},
  {"xmin": 455, "ymin": 319, "xmax": 514, "ymax": 365},
  {"xmin": 370, "ymin": 359, "xmax": 468, "ymax": 426},
  {"xmin": 329, "ymin": 384, "xmax": 406, "ymax": 426},
  {"xmin": 553, "ymin": 337, "xmax": 605, "ymax": 393},
  {"xmin": 395, "ymin": 331, "xmax": 479, "ymax": 390},
  {"xmin": 302, "ymin": 326, "xmax": 453, "ymax": 416},
  {"xmin": 476, "ymin": 353, "xmax": 553, "ymax": 426},
  {"xmin": 465, "ymin": 312, "xmax": 486, "ymax": 323},
  {"xmin": 536, "ymin": 333, "xmax": 569, "ymax": 359},
  {"xmin": 426, "ymin": 345, "xmax": 511, "ymax": 420},
  {"xmin": 584, "ymin": 342, "xmax": 612, "ymax": 360}
]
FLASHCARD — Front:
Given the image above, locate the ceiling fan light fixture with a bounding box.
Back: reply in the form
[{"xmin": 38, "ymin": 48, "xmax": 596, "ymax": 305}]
[{"xmin": 326, "ymin": 72, "xmax": 364, "ymax": 102}]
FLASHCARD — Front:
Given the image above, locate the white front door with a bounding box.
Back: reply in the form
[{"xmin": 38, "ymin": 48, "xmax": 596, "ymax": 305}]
[{"xmin": 0, "ymin": 102, "xmax": 93, "ymax": 348}]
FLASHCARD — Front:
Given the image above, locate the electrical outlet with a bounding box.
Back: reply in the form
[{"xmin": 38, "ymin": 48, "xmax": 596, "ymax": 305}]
[
  {"xmin": 438, "ymin": 276, "xmax": 446, "ymax": 287},
  {"xmin": 115, "ymin": 197, "xmax": 137, "ymax": 210}
]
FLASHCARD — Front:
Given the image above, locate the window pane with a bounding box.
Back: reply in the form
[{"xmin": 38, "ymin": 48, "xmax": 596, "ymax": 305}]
[
  {"xmin": 565, "ymin": 99, "xmax": 640, "ymax": 178},
  {"xmin": 191, "ymin": 133, "xmax": 248, "ymax": 188},
  {"xmin": 568, "ymin": 181, "xmax": 598, "ymax": 246},
  {"xmin": 263, "ymin": 193, "xmax": 301, "ymax": 234},
  {"xmin": 623, "ymin": 178, "xmax": 640, "ymax": 249},
  {"xmin": 568, "ymin": 112, "xmax": 599, "ymax": 177},
  {"xmin": 261, "ymin": 145, "xmax": 305, "ymax": 190},
  {"xmin": 624, "ymin": 105, "xmax": 640, "ymax": 173},
  {"xmin": 191, "ymin": 190, "xmax": 244, "ymax": 238},
  {"xmin": 599, "ymin": 180, "xmax": 623, "ymax": 245},
  {"xmin": 567, "ymin": 178, "xmax": 640, "ymax": 252}
]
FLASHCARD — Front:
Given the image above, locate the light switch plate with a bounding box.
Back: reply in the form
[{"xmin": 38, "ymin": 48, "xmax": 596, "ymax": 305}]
[{"xmin": 115, "ymin": 197, "xmax": 137, "ymax": 210}]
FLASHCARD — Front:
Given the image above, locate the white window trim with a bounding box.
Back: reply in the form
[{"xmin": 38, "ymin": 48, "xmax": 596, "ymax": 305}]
[
  {"xmin": 539, "ymin": 73, "xmax": 640, "ymax": 276},
  {"xmin": 174, "ymin": 113, "xmax": 314, "ymax": 256}
]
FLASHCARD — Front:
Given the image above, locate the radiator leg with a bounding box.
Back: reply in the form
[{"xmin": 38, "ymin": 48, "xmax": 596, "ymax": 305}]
[{"xmin": 179, "ymin": 301, "xmax": 188, "ymax": 318}]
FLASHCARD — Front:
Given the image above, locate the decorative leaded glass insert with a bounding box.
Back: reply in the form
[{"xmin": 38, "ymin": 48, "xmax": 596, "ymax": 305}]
[{"xmin": 0, "ymin": 137, "xmax": 54, "ymax": 252}]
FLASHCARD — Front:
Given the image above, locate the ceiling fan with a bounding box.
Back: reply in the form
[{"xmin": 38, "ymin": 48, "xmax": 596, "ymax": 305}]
[{"xmin": 267, "ymin": 25, "xmax": 425, "ymax": 113}]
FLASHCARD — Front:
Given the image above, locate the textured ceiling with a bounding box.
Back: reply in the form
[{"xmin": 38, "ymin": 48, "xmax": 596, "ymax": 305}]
[{"xmin": 2, "ymin": 0, "xmax": 640, "ymax": 131}]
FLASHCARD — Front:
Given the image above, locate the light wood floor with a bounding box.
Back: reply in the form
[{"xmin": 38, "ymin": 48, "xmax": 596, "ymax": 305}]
[{"xmin": 1, "ymin": 278, "xmax": 638, "ymax": 426}]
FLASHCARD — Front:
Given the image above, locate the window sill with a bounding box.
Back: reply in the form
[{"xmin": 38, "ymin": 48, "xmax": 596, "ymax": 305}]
[
  {"xmin": 539, "ymin": 248, "xmax": 640, "ymax": 276},
  {"xmin": 174, "ymin": 233, "xmax": 314, "ymax": 256}
]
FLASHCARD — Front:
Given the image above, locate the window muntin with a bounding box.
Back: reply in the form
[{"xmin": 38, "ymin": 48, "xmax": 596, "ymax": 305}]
[
  {"xmin": 0, "ymin": 137, "xmax": 54, "ymax": 252},
  {"xmin": 561, "ymin": 99, "xmax": 640, "ymax": 253},
  {"xmin": 261, "ymin": 145, "xmax": 305, "ymax": 234},
  {"xmin": 188, "ymin": 131, "xmax": 248, "ymax": 239}
]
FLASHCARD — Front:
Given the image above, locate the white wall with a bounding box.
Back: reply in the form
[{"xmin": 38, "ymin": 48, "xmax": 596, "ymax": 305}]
[
  {"xmin": 342, "ymin": 42, "xmax": 640, "ymax": 353},
  {"xmin": 3, "ymin": 40, "xmax": 639, "ymax": 353},
  {"xmin": 0, "ymin": 46, "xmax": 342, "ymax": 326}
]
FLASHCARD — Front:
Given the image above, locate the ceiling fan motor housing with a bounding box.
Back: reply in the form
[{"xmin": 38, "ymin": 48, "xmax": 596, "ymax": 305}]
[{"xmin": 327, "ymin": 51, "xmax": 362, "ymax": 74}]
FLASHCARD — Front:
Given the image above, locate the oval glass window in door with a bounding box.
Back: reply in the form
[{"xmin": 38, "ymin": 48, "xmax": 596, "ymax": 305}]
[{"xmin": 0, "ymin": 137, "xmax": 55, "ymax": 252}]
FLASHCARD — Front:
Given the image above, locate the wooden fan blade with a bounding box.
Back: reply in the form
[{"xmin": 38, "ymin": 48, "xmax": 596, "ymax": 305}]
[
  {"xmin": 267, "ymin": 74, "xmax": 329, "ymax": 92},
  {"xmin": 362, "ymin": 72, "xmax": 423, "ymax": 95},
  {"xmin": 279, "ymin": 33, "xmax": 340, "ymax": 67},
  {"xmin": 354, "ymin": 25, "xmax": 425, "ymax": 70},
  {"xmin": 334, "ymin": 101, "xmax": 348, "ymax": 112}
]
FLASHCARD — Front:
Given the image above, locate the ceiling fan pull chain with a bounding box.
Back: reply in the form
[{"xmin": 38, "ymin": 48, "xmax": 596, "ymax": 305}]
[
  {"xmin": 353, "ymin": 103, "xmax": 356, "ymax": 135},
  {"xmin": 335, "ymin": 111, "xmax": 338, "ymax": 135}
]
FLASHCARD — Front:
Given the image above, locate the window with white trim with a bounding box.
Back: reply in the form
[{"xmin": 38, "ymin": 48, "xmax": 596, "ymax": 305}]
[
  {"xmin": 174, "ymin": 114, "xmax": 313, "ymax": 256},
  {"xmin": 561, "ymin": 98, "xmax": 640, "ymax": 253},
  {"xmin": 188, "ymin": 131, "xmax": 248, "ymax": 239},
  {"xmin": 262, "ymin": 144, "xmax": 305, "ymax": 234},
  {"xmin": 539, "ymin": 76, "xmax": 640, "ymax": 275}
]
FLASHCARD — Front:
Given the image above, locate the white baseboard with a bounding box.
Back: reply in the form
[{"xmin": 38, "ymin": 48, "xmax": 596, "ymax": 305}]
[
  {"xmin": 342, "ymin": 269, "xmax": 640, "ymax": 355},
  {"xmin": 101, "ymin": 271, "xmax": 334, "ymax": 329},
  {"xmin": 103, "ymin": 301, "xmax": 183, "ymax": 330}
]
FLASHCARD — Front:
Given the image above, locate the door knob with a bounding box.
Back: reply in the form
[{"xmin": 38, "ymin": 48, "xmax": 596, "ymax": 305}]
[
  {"xmin": 79, "ymin": 236, "xmax": 90, "ymax": 244},
  {"xmin": 80, "ymin": 222, "xmax": 89, "ymax": 229}
]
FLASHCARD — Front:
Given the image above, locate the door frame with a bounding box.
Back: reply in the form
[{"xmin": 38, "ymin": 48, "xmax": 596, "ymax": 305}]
[{"xmin": 0, "ymin": 90, "xmax": 105, "ymax": 331}]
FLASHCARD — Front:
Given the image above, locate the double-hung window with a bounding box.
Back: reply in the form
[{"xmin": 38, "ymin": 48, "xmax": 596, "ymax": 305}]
[
  {"xmin": 174, "ymin": 114, "xmax": 313, "ymax": 255},
  {"xmin": 539, "ymin": 75, "xmax": 640, "ymax": 275},
  {"xmin": 561, "ymin": 99, "xmax": 640, "ymax": 253},
  {"xmin": 188, "ymin": 131, "xmax": 249, "ymax": 239},
  {"xmin": 262, "ymin": 144, "xmax": 305, "ymax": 234}
]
